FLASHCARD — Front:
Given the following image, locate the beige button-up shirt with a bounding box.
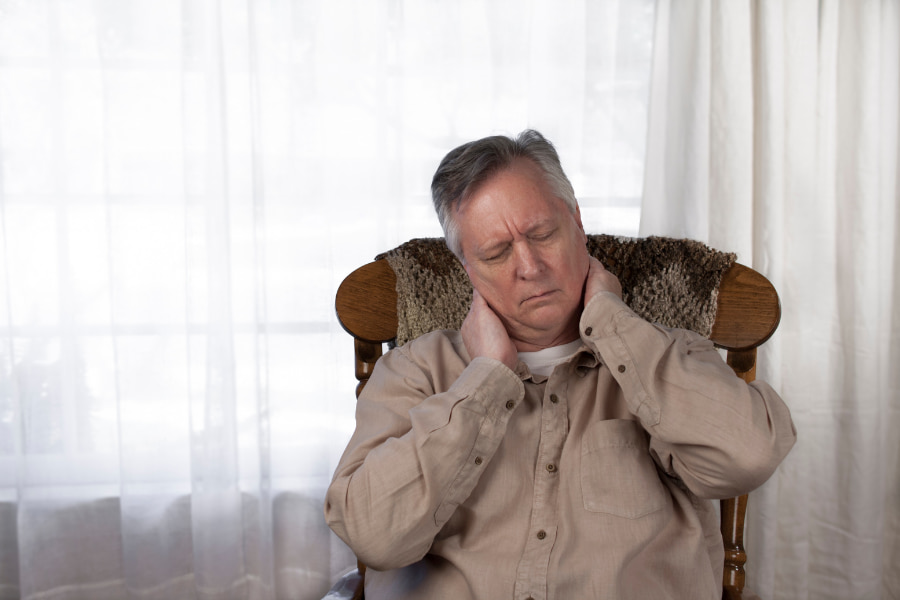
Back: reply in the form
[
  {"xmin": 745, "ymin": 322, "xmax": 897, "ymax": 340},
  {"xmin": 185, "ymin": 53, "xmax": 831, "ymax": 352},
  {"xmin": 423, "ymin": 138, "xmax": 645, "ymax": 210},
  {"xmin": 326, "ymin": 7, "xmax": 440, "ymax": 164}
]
[{"xmin": 325, "ymin": 292, "xmax": 796, "ymax": 599}]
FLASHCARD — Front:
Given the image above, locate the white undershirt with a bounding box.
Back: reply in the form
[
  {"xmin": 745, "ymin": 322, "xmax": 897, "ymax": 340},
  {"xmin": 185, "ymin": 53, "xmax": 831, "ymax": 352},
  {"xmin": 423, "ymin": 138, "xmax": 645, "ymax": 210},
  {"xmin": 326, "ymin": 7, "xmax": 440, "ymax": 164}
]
[{"xmin": 517, "ymin": 339, "xmax": 583, "ymax": 378}]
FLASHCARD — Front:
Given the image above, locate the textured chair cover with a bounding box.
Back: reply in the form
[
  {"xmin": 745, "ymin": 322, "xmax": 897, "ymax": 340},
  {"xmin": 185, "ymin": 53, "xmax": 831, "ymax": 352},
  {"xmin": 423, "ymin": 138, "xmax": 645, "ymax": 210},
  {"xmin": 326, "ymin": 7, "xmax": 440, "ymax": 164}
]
[{"xmin": 377, "ymin": 235, "xmax": 736, "ymax": 346}]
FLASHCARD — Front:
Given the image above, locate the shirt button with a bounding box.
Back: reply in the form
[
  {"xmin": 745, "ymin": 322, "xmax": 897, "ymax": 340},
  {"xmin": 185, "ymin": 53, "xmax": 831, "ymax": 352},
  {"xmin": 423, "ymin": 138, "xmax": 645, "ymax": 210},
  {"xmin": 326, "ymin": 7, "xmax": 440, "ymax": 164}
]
[
  {"xmin": 505, "ymin": 400, "xmax": 515, "ymax": 410},
  {"xmin": 546, "ymin": 463, "xmax": 556, "ymax": 473},
  {"xmin": 474, "ymin": 456, "xmax": 483, "ymax": 465},
  {"xmin": 618, "ymin": 364, "xmax": 627, "ymax": 373},
  {"xmin": 549, "ymin": 393, "xmax": 559, "ymax": 403},
  {"xmin": 584, "ymin": 326, "xmax": 593, "ymax": 336},
  {"xmin": 536, "ymin": 530, "xmax": 547, "ymax": 540}
]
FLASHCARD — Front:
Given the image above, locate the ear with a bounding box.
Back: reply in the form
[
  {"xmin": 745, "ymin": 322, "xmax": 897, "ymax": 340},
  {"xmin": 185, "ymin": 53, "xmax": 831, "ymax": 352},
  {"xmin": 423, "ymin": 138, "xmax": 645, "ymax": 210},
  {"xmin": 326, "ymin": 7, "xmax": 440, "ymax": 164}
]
[
  {"xmin": 463, "ymin": 263, "xmax": 488, "ymax": 303},
  {"xmin": 573, "ymin": 203, "xmax": 587, "ymax": 241},
  {"xmin": 463, "ymin": 261, "xmax": 477, "ymax": 287}
]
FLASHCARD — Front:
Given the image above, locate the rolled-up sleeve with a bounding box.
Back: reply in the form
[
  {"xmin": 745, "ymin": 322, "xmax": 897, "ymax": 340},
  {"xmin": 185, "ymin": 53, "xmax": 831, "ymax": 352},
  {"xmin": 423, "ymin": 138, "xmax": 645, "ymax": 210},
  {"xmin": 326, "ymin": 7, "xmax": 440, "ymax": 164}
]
[
  {"xmin": 324, "ymin": 334, "xmax": 524, "ymax": 570},
  {"xmin": 580, "ymin": 292, "xmax": 797, "ymax": 499}
]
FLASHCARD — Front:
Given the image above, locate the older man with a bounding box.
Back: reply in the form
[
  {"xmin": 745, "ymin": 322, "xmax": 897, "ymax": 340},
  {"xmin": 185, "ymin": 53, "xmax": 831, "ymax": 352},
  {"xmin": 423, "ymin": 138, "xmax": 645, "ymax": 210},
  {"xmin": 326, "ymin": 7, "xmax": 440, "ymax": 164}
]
[{"xmin": 325, "ymin": 130, "xmax": 795, "ymax": 599}]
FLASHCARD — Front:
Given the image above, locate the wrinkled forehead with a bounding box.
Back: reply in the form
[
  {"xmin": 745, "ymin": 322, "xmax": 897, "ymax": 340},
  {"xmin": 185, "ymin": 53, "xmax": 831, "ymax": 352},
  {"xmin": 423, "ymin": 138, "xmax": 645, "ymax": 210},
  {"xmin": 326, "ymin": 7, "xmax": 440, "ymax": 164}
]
[{"xmin": 455, "ymin": 163, "xmax": 576, "ymax": 251}]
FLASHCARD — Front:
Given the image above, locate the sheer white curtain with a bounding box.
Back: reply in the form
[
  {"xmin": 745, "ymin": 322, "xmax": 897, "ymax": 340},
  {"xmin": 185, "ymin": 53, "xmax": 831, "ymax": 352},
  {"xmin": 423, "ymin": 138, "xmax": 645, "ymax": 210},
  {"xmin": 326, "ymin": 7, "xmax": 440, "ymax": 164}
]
[
  {"xmin": 642, "ymin": 1, "xmax": 900, "ymax": 598},
  {"xmin": 0, "ymin": 1, "xmax": 656, "ymax": 599}
]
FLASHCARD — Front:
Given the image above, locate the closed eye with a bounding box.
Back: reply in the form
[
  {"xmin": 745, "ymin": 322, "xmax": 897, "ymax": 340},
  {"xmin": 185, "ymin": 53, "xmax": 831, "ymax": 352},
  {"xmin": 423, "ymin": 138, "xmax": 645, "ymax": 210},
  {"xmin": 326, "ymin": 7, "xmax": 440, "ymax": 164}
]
[
  {"xmin": 483, "ymin": 244, "xmax": 511, "ymax": 262},
  {"xmin": 530, "ymin": 228, "xmax": 556, "ymax": 242}
]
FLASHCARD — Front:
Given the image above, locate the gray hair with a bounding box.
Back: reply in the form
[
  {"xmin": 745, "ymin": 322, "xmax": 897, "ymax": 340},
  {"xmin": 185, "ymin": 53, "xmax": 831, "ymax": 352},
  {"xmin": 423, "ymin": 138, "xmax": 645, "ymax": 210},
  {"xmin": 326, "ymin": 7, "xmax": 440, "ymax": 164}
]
[{"xmin": 431, "ymin": 129, "xmax": 577, "ymax": 259}]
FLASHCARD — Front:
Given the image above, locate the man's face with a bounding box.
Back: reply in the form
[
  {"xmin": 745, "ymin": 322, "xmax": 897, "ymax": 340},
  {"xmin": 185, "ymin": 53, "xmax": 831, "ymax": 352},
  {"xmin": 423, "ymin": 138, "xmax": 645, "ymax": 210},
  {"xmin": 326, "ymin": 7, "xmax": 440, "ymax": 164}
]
[{"xmin": 456, "ymin": 158, "xmax": 590, "ymax": 351}]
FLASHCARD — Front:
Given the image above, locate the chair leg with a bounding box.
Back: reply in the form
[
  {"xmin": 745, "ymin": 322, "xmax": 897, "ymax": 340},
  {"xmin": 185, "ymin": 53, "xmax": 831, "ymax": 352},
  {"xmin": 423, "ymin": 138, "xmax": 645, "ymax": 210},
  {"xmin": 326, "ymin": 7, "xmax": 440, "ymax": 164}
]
[
  {"xmin": 721, "ymin": 494, "xmax": 748, "ymax": 599},
  {"xmin": 720, "ymin": 347, "xmax": 755, "ymax": 598},
  {"xmin": 351, "ymin": 561, "xmax": 366, "ymax": 600},
  {"xmin": 354, "ymin": 339, "xmax": 383, "ymax": 398}
]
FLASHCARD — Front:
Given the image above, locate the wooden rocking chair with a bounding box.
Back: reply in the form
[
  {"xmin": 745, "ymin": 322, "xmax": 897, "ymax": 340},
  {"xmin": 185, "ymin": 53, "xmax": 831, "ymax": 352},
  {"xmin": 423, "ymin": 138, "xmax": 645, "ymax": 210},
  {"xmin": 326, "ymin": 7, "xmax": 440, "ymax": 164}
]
[{"xmin": 330, "ymin": 236, "xmax": 780, "ymax": 600}]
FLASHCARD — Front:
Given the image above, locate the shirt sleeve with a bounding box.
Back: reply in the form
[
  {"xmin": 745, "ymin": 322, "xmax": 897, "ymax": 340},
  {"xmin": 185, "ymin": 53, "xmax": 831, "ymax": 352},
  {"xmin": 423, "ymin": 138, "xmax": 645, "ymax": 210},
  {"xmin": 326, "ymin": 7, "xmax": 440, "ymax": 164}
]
[
  {"xmin": 580, "ymin": 292, "xmax": 797, "ymax": 499},
  {"xmin": 324, "ymin": 337, "xmax": 525, "ymax": 570}
]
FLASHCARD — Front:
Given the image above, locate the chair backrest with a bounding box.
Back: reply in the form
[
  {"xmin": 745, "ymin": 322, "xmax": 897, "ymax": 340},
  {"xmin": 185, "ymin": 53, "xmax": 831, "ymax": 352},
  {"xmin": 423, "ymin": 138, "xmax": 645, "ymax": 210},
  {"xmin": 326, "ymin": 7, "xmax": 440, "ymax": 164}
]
[{"xmin": 334, "ymin": 238, "xmax": 780, "ymax": 600}]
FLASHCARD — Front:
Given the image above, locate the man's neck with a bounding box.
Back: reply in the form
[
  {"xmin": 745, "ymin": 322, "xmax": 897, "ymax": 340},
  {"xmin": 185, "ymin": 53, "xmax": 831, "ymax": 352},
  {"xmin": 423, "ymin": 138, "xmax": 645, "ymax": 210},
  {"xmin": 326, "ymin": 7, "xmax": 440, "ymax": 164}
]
[{"xmin": 511, "ymin": 326, "xmax": 581, "ymax": 353}]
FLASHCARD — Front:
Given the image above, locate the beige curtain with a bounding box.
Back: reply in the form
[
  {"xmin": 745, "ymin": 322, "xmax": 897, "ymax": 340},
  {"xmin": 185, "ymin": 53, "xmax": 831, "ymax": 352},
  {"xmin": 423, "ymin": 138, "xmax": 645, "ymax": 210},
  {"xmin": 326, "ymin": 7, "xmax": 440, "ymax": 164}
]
[{"xmin": 641, "ymin": 0, "xmax": 900, "ymax": 598}]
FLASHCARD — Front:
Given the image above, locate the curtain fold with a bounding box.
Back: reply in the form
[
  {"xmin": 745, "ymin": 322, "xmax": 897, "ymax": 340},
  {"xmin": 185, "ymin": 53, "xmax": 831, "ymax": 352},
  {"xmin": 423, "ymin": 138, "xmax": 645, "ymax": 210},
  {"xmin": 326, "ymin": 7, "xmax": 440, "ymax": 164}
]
[
  {"xmin": 641, "ymin": 1, "xmax": 900, "ymax": 597},
  {"xmin": 0, "ymin": 1, "xmax": 656, "ymax": 599}
]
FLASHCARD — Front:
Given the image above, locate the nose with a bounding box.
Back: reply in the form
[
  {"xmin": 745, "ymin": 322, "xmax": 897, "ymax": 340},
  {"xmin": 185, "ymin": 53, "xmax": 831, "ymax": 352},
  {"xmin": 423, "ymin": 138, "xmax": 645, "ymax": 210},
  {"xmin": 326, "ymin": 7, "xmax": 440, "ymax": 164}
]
[{"xmin": 514, "ymin": 242, "xmax": 544, "ymax": 279}]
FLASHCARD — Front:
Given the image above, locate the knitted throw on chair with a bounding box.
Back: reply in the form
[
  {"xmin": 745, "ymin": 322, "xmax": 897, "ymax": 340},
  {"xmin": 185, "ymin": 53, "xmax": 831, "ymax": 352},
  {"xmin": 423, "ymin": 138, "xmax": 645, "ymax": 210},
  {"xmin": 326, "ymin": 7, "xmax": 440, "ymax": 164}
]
[{"xmin": 377, "ymin": 235, "xmax": 736, "ymax": 347}]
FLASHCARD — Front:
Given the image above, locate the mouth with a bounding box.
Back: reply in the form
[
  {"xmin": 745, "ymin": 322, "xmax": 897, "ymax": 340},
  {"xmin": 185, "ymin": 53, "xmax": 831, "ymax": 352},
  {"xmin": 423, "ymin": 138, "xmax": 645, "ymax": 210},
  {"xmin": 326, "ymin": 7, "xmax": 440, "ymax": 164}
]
[{"xmin": 522, "ymin": 290, "xmax": 557, "ymax": 305}]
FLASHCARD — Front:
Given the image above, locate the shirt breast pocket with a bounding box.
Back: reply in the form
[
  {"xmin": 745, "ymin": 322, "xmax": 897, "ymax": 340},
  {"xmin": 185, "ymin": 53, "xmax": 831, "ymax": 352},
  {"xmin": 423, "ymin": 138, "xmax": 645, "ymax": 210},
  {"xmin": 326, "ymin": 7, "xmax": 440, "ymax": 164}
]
[{"xmin": 580, "ymin": 419, "xmax": 668, "ymax": 518}]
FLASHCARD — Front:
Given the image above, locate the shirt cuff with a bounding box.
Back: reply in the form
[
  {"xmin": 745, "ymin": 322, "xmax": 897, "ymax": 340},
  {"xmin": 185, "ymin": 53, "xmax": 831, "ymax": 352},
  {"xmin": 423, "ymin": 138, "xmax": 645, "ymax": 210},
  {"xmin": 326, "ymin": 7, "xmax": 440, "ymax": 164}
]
[
  {"xmin": 448, "ymin": 356, "xmax": 526, "ymax": 422},
  {"xmin": 579, "ymin": 292, "xmax": 661, "ymax": 425}
]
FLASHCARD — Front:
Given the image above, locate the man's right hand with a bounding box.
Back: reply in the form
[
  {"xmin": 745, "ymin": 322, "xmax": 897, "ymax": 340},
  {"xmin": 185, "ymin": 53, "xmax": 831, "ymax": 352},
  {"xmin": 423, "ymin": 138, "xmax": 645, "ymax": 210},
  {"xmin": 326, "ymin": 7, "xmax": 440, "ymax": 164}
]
[{"xmin": 461, "ymin": 288, "xmax": 518, "ymax": 371}]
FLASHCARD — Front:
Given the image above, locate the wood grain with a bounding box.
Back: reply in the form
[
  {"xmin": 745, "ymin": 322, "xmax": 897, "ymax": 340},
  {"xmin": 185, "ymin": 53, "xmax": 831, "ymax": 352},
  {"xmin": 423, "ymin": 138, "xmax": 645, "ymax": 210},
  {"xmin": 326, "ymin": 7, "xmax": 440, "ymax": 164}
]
[
  {"xmin": 335, "ymin": 259, "xmax": 398, "ymax": 344},
  {"xmin": 711, "ymin": 264, "xmax": 781, "ymax": 352}
]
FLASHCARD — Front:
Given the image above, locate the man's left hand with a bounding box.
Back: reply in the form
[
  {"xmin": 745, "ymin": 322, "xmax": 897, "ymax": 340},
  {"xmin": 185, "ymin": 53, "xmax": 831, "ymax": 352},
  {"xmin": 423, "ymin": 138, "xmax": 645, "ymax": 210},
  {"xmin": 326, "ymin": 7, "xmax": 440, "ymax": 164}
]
[{"xmin": 584, "ymin": 256, "xmax": 623, "ymax": 303}]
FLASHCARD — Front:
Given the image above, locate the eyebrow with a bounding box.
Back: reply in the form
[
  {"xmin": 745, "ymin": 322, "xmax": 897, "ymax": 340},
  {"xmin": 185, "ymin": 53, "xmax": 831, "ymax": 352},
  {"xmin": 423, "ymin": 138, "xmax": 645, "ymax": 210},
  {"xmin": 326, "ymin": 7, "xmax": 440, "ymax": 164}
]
[
  {"xmin": 477, "ymin": 239, "xmax": 512, "ymax": 258},
  {"xmin": 476, "ymin": 218, "xmax": 558, "ymax": 257}
]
